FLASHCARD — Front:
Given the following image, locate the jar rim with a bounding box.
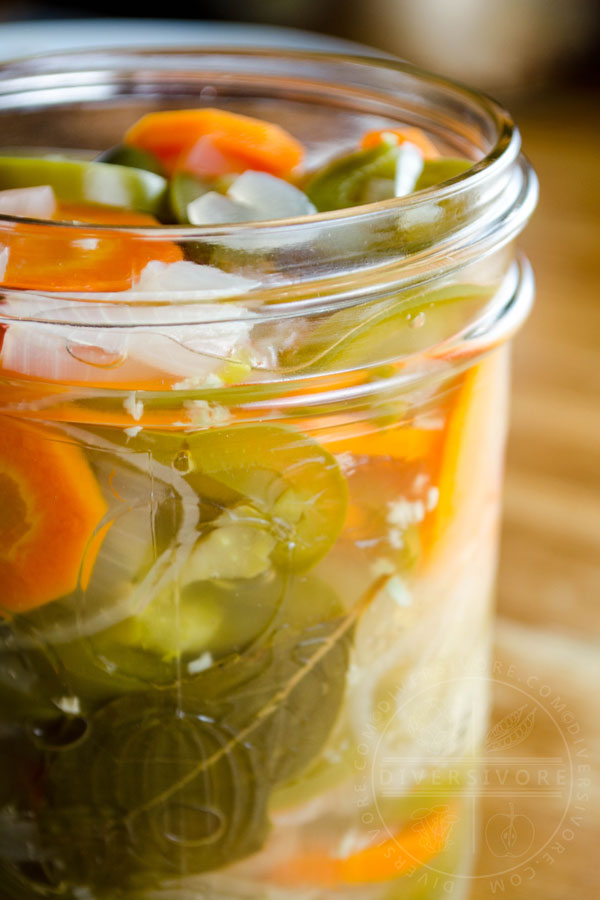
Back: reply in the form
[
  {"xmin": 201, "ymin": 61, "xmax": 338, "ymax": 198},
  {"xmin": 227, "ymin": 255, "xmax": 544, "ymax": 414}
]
[
  {"xmin": 0, "ymin": 46, "xmax": 537, "ymax": 403},
  {"xmin": 0, "ymin": 45, "xmax": 521, "ymax": 237}
]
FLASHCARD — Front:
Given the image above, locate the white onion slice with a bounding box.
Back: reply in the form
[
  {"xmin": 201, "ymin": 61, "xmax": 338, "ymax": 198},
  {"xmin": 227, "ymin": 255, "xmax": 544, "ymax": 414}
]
[
  {"xmin": 187, "ymin": 191, "xmax": 255, "ymax": 226},
  {"xmin": 0, "ymin": 185, "xmax": 56, "ymax": 219},
  {"xmin": 0, "ymin": 312, "xmax": 254, "ymax": 382},
  {"xmin": 394, "ymin": 143, "xmax": 425, "ymax": 197},
  {"xmin": 362, "ymin": 177, "xmax": 395, "ymax": 204},
  {"xmin": 129, "ymin": 325, "xmax": 252, "ymax": 377},
  {"xmin": 118, "ymin": 259, "xmax": 259, "ymax": 302},
  {"xmin": 120, "ymin": 313, "xmax": 255, "ymax": 379},
  {"xmin": 228, "ymin": 170, "xmax": 316, "ymax": 219},
  {"xmin": 188, "ymin": 170, "xmax": 316, "ymax": 226},
  {"xmin": 0, "ymin": 261, "xmax": 261, "ymax": 382},
  {"xmin": 1, "ymin": 323, "xmax": 146, "ymax": 383}
]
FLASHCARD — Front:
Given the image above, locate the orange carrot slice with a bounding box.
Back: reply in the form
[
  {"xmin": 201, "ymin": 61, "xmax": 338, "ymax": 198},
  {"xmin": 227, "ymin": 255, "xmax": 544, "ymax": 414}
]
[
  {"xmin": 0, "ymin": 417, "xmax": 107, "ymax": 612},
  {"xmin": 272, "ymin": 806, "xmax": 453, "ymax": 886},
  {"xmin": 426, "ymin": 351, "xmax": 508, "ymax": 557},
  {"xmin": 361, "ymin": 127, "xmax": 439, "ymax": 159},
  {"xmin": 175, "ymin": 134, "xmax": 251, "ymax": 179},
  {"xmin": 317, "ymin": 424, "xmax": 444, "ymax": 556},
  {"xmin": 53, "ymin": 203, "xmax": 161, "ymax": 226},
  {"xmin": 125, "ymin": 108, "xmax": 305, "ymax": 177},
  {"xmin": 323, "ymin": 424, "xmax": 440, "ymax": 462},
  {"xmin": 1, "ymin": 202, "xmax": 182, "ymax": 291}
]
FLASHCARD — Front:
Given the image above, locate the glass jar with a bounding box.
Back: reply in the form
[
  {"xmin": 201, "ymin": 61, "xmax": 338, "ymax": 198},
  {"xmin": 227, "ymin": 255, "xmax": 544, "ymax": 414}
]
[{"xmin": 0, "ymin": 49, "xmax": 537, "ymax": 900}]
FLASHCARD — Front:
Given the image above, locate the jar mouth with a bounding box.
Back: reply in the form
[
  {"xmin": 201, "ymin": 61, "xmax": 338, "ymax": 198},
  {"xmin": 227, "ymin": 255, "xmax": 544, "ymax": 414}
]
[
  {"xmin": 0, "ymin": 46, "xmax": 537, "ymax": 409},
  {"xmin": 0, "ymin": 46, "xmax": 521, "ymax": 233}
]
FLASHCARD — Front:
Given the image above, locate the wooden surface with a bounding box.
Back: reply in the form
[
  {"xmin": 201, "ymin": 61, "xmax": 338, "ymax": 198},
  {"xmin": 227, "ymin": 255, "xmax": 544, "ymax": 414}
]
[{"xmin": 472, "ymin": 88, "xmax": 600, "ymax": 898}]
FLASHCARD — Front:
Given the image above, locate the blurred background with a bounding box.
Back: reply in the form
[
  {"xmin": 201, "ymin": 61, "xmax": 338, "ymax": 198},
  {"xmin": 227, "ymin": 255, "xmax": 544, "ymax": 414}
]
[
  {"xmin": 1, "ymin": 0, "xmax": 599, "ymax": 94},
  {"xmin": 0, "ymin": 2, "xmax": 598, "ymax": 898}
]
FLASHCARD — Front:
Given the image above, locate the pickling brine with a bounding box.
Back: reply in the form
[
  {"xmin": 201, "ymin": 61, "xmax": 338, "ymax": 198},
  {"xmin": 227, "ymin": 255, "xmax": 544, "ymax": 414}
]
[{"xmin": 0, "ymin": 49, "xmax": 537, "ymax": 900}]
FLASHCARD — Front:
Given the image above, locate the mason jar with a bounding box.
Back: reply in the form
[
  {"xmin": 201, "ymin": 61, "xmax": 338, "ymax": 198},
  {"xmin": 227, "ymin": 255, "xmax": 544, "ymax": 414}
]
[{"xmin": 0, "ymin": 48, "xmax": 537, "ymax": 900}]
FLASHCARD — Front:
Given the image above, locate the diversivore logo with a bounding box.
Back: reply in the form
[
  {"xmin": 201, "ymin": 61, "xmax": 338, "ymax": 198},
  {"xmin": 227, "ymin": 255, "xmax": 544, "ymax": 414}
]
[{"xmin": 354, "ymin": 659, "xmax": 591, "ymax": 894}]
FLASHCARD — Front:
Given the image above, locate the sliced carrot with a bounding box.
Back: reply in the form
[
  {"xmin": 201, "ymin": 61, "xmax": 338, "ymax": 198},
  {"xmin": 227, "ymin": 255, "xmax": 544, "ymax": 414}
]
[
  {"xmin": 124, "ymin": 108, "xmax": 305, "ymax": 177},
  {"xmin": 0, "ymin": 393, "xmax": 190, "ymax": 430},
  {"xmin": 321, "ymin": 355, "xmax": 506, "ymax": 565},
  {"xmin": 272, "ymin": 806, "xmax": 453, "ymax": 886},
  {"xmin": 0, "ymin": 417, "xmax": 107, "ymax": 612},
  {"xmin": 314, "ymin": 423, "xmax": 444, "ymax": 556},
  {"xmin": 1, "ymin": 202, "xmax": 182, "ymax": 292},
  {"xmin": 175, "ymin": 134, "xmax": 251, "ymax": 179},
  {"xmin": 53, "ymin": 203, "xmax": 161, "ymax": 226},
  {"xmin": 425, "ymin": 351, "xmax": 508, "ymax": 556},
  {"xmin": 322, "ymin": 424, "xmax": 440, "ymax": 462},
  {"xmin": 361, "ymin": 127, "xmax": 439, "ymax": 159}
]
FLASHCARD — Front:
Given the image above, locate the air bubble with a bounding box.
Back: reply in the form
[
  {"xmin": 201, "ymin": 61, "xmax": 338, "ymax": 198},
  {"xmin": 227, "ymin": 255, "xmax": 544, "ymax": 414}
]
[
  {"xmin": 66, "ymin": 342, "xmax": 127, "ymax": 369},
  {"xmin": 172, "ymin": 449, "xmax": 193, "ymax": 474}
]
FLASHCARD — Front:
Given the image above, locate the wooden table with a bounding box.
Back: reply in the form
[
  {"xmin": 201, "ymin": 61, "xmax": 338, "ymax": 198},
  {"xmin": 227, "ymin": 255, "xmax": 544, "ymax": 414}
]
[{"xmin": 471, "ymin": 88, "xmax": 600, "ymax": 899}]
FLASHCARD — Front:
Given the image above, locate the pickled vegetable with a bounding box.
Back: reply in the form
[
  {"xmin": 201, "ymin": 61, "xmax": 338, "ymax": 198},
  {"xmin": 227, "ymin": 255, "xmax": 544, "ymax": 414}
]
[
  {"xmin": 282, "ymin": 283, "xmax": 492, "ymax": 372},
  {"xmin": 53, "ymin": 574, "xmax": 283, "ymax": 705},
  {"xmin": 96, "ymin": 143, "xmax": 166, "ymax": 176},
  {"xmin": 168, "ymin": 170, "xmax": 211, "ymax": 223},
  {"xmin": 40, "ymin": 575, "xmax": 355, "ymax": 887},
  {"xmin": 306, "ymin": 143, "xmax": 401, "ymax": 211},
  {"xmin": 0, "ymin": 157, "xmax": 167, "ymax": 215},
  {"xmin": 125, "ymin": 108, "xmax": 304, "ymax": 177},
  {"xmin": 415, "ymin": 157, "xmax": 473, "ymax": 190},
  {"xmin": 361, "ymin": 125, "xmax": 440, "ymax": 158},
  {"xmin": 132, "ymin": 424, "xmax": 348, "ymax": 571},
  {"xmin": 0, "ymin": 419, "xmax": 106, "ymax": 612},
  {"xmin": 0, "ymin": 203, "xmax": 182, "ymax": 290}
]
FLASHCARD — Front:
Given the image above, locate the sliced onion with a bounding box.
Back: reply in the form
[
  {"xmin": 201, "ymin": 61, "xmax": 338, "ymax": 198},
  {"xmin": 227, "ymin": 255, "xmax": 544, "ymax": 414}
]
[
  {"xmin": 361, "ymin": 177, "xmax": 395, "ymax": 204},
  {"xmin": 394, "ymin": 143, "xmax": 425, "ymax": 197},
  {"xmin": 187, "ymin": 191, "xmax": 255, "ymax": 226},
  {"xmin": 129, "ymin": 318, "xmax": 254, "ymax": 377},
  {"xmin": 177, "ymin": 134, "xmax": 241, "ymax": 179},
  {"xmin": 0, "ymin": 185, "xmax": 56, "ymax": 219},
  {"xmin": 119, "ymin": 259, "xmax": 260, "ymax": 302},
  {"xmin": 0, "ymin": 322, "xmax": 138, "ymax": 383},
  {"xmin": 0, "ymin": 261, "xmax": 262, "ymax": 382},
  {"xmin": 188, "ymin": 170, "xmax": 316, "ymax": 226},
  {"xmin": 0, "ymin": 313, "xmax": 255, "ymax": 382},
  {"xmin": 1, "ymin": 261, "xmax": 259, "ymax": 315},
  {"xmin": 228, "ymin": 170, "xmax": 316, "ymax": 219}
]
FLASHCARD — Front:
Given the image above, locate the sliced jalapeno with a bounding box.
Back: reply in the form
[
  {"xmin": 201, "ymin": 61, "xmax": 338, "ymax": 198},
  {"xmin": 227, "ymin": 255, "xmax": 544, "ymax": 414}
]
[
  {"xmin": 135, "ymin": 424, "xmax": 348, "ymax": 572},
  {"xmin": 41, "ymin": 576, "xmax": 348, "ymax": 886},
  {"xmin": 168, "ymin": 170, "xmax": 212, "ymax": 223},
  {"xmin": 306, "ymin": 143, "xmax": 400, "ymax": 211},
  {"xmin": 0, "ymin": 156, "xmax": 167, "ymax": 215},
  {"xmin": 415, "ymin": 157, "xmax": 472, "ymax": 190},
  {"xmin": 96, "ymin": 144, "xmax": 166, "ymax": 176},
  {"xmin": 282, "ymin": 284, "xmax": 494, "ymax": 372}
]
